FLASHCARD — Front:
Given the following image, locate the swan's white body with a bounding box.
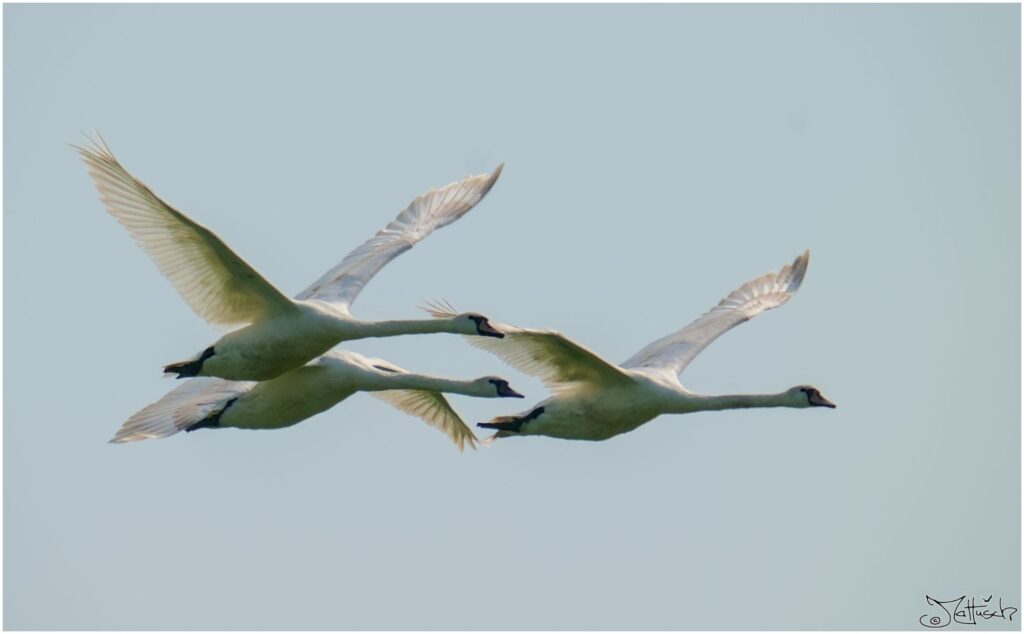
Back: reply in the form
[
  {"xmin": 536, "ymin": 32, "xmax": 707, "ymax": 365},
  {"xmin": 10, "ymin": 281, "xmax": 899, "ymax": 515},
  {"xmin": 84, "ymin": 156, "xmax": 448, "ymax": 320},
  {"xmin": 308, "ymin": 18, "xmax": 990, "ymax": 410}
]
[
  {"xmin": 496, "ymin": 374, "xmax": 821, "ymax": 441},
  {"xmin": 111, "ymin": 349, "xmax": 523, "ymax": 451},
  {"xmin": 432, "ymin": 251, "xmax": 835, "ymax": 442},
  {"xmin": 77, "ymin": 137, "xmax": 504, "ymax": 381},
  {"xmin": 195, "ymin": 301, "xmax": 479, "ymax": 380}
]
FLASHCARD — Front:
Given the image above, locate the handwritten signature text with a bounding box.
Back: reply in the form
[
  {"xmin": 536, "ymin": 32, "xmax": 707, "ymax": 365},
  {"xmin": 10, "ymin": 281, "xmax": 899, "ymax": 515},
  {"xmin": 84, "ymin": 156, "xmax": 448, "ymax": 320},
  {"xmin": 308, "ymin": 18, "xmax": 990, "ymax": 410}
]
[{"xmin": 920, "ymin": 595, "xmax": 1017, "ymax": 628}]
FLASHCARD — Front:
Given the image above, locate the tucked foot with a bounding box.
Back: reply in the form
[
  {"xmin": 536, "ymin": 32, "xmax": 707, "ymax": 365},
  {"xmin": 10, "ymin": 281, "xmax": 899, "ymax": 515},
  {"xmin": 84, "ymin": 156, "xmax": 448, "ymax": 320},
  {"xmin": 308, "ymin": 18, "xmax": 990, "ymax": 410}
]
[
  {"xmin": 185, "ymin": 398, "xmax": 236, "ymax": 433},
  {"xmin": 164, "ymin": 346, "xmax": 215, "ymax": 379},
  {"xmin": 477, "ymin": 406, "xmax": 545, "ymax": 433}
]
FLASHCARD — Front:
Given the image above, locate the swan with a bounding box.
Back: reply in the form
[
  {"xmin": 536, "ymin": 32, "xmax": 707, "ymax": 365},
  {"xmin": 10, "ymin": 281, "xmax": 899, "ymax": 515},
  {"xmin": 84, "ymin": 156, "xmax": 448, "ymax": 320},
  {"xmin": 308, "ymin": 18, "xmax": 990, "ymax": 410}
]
[
  {"xmin": 75, "ymin": 136, "xmax": 506, "ymax": 381},
  {"xmin": 110, "ymin": 349, "xmax": 525, "ymax": 450},
  {"xmin": 425, "ymin": 251, "xmax": 834, "ymax": 442}
]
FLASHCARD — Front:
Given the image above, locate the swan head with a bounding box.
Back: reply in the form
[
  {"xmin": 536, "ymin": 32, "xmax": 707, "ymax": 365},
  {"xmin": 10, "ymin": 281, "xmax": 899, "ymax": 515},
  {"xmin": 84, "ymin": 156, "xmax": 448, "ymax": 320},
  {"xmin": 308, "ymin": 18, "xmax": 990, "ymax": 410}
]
[
  {"xmin": 420, "ymin": 301, "xmax": 504, "ymax": 338},
  {"xmin": 456, "ymin": 313, "xmax": 505, "ymax": 338},
  {"xmin": 474, "ymin": 376, "xmax": 524, "ymax": 398},
  {"xmin": 789, "ymin": 385, "xmax": 836, "ymax": 409}
]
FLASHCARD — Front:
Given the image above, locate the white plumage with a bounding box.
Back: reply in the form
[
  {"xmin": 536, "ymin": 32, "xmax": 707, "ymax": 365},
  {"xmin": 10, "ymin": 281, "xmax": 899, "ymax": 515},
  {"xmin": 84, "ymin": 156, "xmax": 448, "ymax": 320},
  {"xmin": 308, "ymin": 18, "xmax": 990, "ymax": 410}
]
[
  {"xmin": 76, "ymin": 136, "xmax": 505, "ymax": 381},
  {"xmin": 110, "ymin": 378, "xmax": 248, "ymax": 444},
  {"xmin": 621, "ymin": 251, "xmax": 809, "ymax": 374},
  {"xmin": 430, "ymin": 251, "xmax": 835, "ymax": 442},
  {"xmin": 110, "ymin": 349, "xmax": 524, "ymax": 451}
]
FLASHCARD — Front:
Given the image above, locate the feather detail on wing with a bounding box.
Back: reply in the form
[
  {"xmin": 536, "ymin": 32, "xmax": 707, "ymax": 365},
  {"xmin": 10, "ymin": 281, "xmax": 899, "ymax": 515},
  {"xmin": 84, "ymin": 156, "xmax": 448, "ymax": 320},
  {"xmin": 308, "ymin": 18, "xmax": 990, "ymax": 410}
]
[
  {"xmin": 110, "ymin": 378, "xmax": 251, "ymax": 443},
  {"xmin": 621, "ymin": 250, "xmax": 810, "ymax": 376},
  {"xmin": 75, "ymin": 136, "xmax": 297, "ymax": 326},
  {"xmin": 370, "ymin": 390, "xmax": 478, "ymax": 451},
  {"xmin": 296, "ymin": 164, "xmax": 503, "ymax": 308},
  {"xmin": 422, "ymin": 301, "xmax": 630, "ymax": 392}
]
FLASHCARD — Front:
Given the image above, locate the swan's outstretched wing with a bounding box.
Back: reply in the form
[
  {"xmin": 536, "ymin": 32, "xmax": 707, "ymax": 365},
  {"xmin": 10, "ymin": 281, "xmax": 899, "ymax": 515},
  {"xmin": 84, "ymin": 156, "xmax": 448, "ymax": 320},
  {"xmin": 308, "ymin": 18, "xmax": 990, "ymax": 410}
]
[
  {"xmin": 370, "ymin": 390, "xmax": 479, "ymax": 451},
  {"xmin": 473, "ymin": 327, "xmax": 633, "ymax": 391},
  {"xmin": 295, "ymin": 164, "xmax": 503, "ymax": 308},
  {"xmin": 111, "ymin": 378, "xmax": 251, "ymax": 443},
  {"xmin": 76, "ymin": 138, "xmax": 297, "ymax": 326},
  {"xmin": 424, "ymin": 303, "xmax": 631, "ymax": 391},
  {"xmin": 621, "ymin": 250, "xmax": 810, "ymax": 377}
]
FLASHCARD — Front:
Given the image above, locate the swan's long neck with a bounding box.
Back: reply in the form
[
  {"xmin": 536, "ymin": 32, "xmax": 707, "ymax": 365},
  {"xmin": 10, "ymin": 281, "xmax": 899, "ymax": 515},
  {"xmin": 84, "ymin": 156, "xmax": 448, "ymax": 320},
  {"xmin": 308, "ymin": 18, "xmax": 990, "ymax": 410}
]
[
  {"xmin": 348, "ymin": 318, "xmax": 455, "ymax": 339},
  {"xmin": 376, "ymin": 373, "xmax": 479, "ymax": 396},
  {"xmin": 674, "ymin": 391, "xmax": 795, "ymax": 412}
]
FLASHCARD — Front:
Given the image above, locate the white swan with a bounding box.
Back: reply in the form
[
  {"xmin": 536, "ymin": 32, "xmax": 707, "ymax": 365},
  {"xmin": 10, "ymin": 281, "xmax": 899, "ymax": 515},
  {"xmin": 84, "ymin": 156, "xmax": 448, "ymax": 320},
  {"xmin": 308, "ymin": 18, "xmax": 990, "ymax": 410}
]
[
  {"xmin": 426, "ymin": 251, "xmax": 834, "ymax": 442},
  {"xmin": 76, "ymin": 137, "xmax": 505, "ymax": 381},
  {"xmin": 110, "ymin": 349, "xmax": 525, "ymax": 450}
]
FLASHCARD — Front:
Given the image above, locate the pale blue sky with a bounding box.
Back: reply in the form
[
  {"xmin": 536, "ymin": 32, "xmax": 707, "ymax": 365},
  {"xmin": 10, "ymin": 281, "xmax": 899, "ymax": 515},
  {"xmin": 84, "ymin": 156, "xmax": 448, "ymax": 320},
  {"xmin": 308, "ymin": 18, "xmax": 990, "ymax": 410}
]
[{"xmin": 4, "ymin": 3, "xmax": 1020, "ymax": 630}]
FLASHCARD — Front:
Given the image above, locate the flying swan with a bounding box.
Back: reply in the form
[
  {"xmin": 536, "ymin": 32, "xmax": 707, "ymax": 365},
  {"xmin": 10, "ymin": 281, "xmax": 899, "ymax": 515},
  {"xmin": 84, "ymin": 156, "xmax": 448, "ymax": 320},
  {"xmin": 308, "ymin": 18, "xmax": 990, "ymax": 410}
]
[
  {"xmin": 76, "ymin": 137, "xmax": 506, "ymax": 381},
  {"xmin": 110, "ymin": 349, "xmax": 525, "ymax": 451},
  {"xmin": 426, "ymin": 251, "xmax": 834, "ymax": 442}
]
